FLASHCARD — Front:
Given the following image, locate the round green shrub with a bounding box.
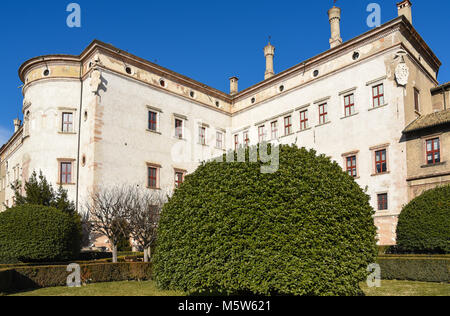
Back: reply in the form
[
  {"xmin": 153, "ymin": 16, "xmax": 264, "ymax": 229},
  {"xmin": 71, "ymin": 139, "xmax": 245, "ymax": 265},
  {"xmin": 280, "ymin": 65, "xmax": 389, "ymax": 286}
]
[
  {"xmin": 0, "ymin": 204, "xmax": 80, "ymax": 263},
  {"xmin": 396, "ymin": 185, "xmax": 450, "ymax": 254},
  {"xmin": 154, "ymin": 145, "xmax": 377, "ymax": 296}
]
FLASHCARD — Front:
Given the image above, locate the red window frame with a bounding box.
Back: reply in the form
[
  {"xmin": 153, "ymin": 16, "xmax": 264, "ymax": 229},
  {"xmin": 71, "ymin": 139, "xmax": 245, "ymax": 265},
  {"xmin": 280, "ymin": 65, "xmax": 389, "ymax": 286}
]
[
  {"xmin": 284, "ymin": 116, "xmax": 292, "ymax": 136},
  {"xmin": 62, "ymin": 112, "xmax": 73, "ymax": 133},
  {"xmin": 234, "ymin": 135, "xmax": 239, "ymax": 151},
  {"xmin": 426, "ymin": 138, "xmax": 440, "ymax": 165},
  {"xmin": 258, "ymin": 126, "xmax": 265, "ymax": 143},
  {"xmin": 216, "ymin": 132, "xmax": 223, "ymax": 149},
  {"xmin": 271, "ymin": 121, "xmax": 278, "ymax": 140},
  {"xmin": 300, "ymin": 110, "xmax": 308, "ymax": 130},
  {"xmin": 60, "ymin": 162, "xmax": 72, "ymax": 184},
  {"xmin": 375, "ymin": 149, "xmax": 387, "ymax": 174},
  {"xmin": 175, "ymin": 172, "xmax": 184, "ymax": 188},
  {"xmin": 148, "ymin": 111, "xmax": 158, "ymax": 131},
  {"xmin": 243, "ymin": 131, "xmax": 250, "ymax": 148},
  {"xmin": 372, "ymin": 84, "xmax": 384, "ymax": 108},
  {"xmin": 346, "ymin": 156, "xmax": 357, "ymax": 178},
  {"xmin": 199, "ymin": 127, "xmax": 206, "ymax": 145},
  {"xmin": 148, "ymin": 167, "xmax": 158, "ymax": 189},
  {"xmin": 175, "ymin": 119, "xmax": 183, "ymax": 139},
  {"xmin": 344, "ymin": 94, "xmax": 355, "ymax": 117},
  {"xmin": 319, "ymin": 103, "xmax": 328, "ymax": 125},
  {"xmin": 377, "ymin": 193, "xmax": 388, "ymax": 211}
]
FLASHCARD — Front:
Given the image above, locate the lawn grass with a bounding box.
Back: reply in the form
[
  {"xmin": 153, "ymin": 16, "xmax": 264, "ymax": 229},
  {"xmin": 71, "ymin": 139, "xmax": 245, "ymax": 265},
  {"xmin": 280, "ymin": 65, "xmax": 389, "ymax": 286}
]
[{"xmin": 6, "ymin": 280, "xmax": 449, "ymax": 296}]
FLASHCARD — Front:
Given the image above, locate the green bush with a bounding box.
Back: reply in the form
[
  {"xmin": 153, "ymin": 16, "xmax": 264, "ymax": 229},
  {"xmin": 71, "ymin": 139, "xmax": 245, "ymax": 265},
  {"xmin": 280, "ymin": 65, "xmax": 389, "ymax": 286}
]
[
  {"xmin": 0, "ymin": 262, "xmax": 152, "ymax": 293},
  {"xmin": 396, "ymin": 186, "xmax": 450, "ymax": 254},
  {"xmin": 377, "ymin": 256, "xmax": 449, "ymax": 283},
  {"xmin": 154, "ymin": 145, "xmax": 378, "ymax": 296},
  {"xmin": 0, "ymin": 205, "xmax": 80, "ymax": 263}
]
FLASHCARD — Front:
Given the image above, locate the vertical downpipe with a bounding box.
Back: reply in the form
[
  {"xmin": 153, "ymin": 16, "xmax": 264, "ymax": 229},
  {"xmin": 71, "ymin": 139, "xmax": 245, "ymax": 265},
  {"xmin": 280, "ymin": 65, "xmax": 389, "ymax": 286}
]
[{"xmin": 75, "ymin": 63, "xmax": 84, "ymax": 212}]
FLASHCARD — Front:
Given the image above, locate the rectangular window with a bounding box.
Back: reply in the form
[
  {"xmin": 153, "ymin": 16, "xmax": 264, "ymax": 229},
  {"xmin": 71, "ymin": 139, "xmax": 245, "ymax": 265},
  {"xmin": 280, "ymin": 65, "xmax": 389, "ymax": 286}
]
[
  {"xmin": 426, "ymin": 138, "xmax": 440, "ymax": 165},
  {"xmin": 284, "ymin": 116, "xmax": 292, "ymax": 136},
  {"xmin": 175, "ymin": 172, "xmax": 184, "ymax": 188},
  {"xmin": 243, "ymin": 131, "xmax": 250, "ymax": 148},
  {"xmin": 62, "ymin": 112, "xmax": 73, "ymax": 133},
  {"xmin": 258, "ymin": 126, "xmax": 265, "ymax": 143},
  {"xmin": 377, "ymin": 193, "xmax": 388, "ymax": 211},
  {"xmin": 148, "ymin": 167, "xmax": 158, "ymax": 189},
  {"xmin": 175, "ymin": 119, "xmax": 183, "ymax": 139},
  {"xmin": 234, "ymin": 135, "xmax": 239, "ymax": 151},
  {"xmin": 60, "ymin": 162, "xmax": 72, "ymax": 184},
  {"xmin": 346, "ymin": 156, "xmax": 357, "ymax": 178},
  {"xmin": 148, "ymin": 111, "xmax": 158, "ymax": 131},
  {"xmin": 319, "ymin": 103, "xmax": 328, "ymax": 125},
  {"xmin": 344, "ymin": 94, "xmax": 355, "ymax": 117},
  {"xmin": 271, "ymin": 121, "xmax": 278, "ymax": 140},
  {"xmin": 372, "ymin": 84, "xmax": 385, "ymax": 108},
  {"xmin": 216, "ymin": 131, "xmax": 223, "ymax": 149},
  {"xmin": 375, "ymin": 149, "xmax": 387, "ymax": 174},
  {"xmin": 414, "ymin": 88, "xmax": 420, "ymax": 112},
  {"xmin": 300, "ymin": 110, "xmax": 308, "ymax": 130},
  {"xmin": 199, "ymin": 126, "xmax": 206, "ymax": 145}
]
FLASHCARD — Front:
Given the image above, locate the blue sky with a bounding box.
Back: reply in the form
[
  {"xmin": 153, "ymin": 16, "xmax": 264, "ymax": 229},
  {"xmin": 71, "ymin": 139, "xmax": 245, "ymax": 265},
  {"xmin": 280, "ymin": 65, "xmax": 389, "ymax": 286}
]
[{"xmin": 0, "ymin": 0, "xmax": 448, "ymax": 145}]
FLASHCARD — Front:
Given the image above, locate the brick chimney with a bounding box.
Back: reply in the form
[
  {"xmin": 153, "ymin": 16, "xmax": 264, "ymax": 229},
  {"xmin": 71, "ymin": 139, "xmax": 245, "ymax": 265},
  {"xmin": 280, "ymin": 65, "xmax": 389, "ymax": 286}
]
[
  {"xmin": 397, "ymin": 0, "xmax": 413, "ymax": 24},
  {"xmin": 328, "ymin": 6, "xmax": 342, "ymax": 49},
  {"xmin": 264, "ymin": 42, "xmax": 275, "ymax": 80},
  {"xmin": 13, "ymin": 118, "xmax": 21, "ymax": 132},
  {"xmin": 230, "ymin": 76, "xmax": 239, "ymax": 95}
]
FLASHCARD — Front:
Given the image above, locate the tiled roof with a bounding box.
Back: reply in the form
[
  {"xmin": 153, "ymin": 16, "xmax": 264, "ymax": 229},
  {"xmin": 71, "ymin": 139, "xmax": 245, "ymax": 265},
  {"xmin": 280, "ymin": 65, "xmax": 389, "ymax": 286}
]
[{"xmin": 403, "ymin": 109, "xmax": 450, "ymax": 133}]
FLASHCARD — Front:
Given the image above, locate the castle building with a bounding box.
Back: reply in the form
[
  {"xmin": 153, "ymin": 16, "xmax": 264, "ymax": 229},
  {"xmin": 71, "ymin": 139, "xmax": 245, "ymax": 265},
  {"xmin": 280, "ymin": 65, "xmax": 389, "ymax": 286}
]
[{"xmin": 0, "ymin": 1, "xmax": 449, "ymax": 246}]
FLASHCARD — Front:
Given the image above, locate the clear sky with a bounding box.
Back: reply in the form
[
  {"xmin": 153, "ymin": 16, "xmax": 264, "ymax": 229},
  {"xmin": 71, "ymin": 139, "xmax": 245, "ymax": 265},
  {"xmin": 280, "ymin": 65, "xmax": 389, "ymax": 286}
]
[{"xmin": 0, "ymin": 0, "xmax": 448, "ymax": 145}]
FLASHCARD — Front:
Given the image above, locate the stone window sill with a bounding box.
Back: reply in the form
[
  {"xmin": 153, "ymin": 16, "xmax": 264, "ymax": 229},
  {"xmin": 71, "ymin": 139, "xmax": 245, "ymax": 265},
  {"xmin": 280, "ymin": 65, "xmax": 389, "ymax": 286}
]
[
  {"xmin": 57, "ymin": 183, "xmax": 76, "ymax": 186},
  {"xmin": 368, "ymin": 103, "xmax": 388, "ymax": 111},
  {"xmin": 58, "ymin": 131, "xmax": 77, "ymax": 135},
  {"xmin": 421, "ymin": 162, "xmax": 446, "ymax": 168},
  {"xmin": 146, "ymin": 129, "xmax": 162, "ymax": 135},
  {"xmin": 371, "ymin": 171, "xmax": 390, "ymax": 177},
  {"xmin": 340, "ymin": 112, "xmax": 359, "ymax": 120},
  {"xmin": 315, "ymin": 121, "xmax": 331, "ymax": 128},
  {"xmin": 297, "ymin": 127, "xmax": 312, "ymax": 133}
]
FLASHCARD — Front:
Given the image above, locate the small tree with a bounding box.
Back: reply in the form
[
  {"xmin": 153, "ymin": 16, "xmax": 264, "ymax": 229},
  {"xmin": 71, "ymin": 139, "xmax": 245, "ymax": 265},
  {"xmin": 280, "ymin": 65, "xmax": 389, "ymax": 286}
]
[
  {"xmin": 125, "ymin": 187, "xmax": 164, "ymax": 262},
  {"xmin": 84, "ymin": 186, "xmax": 130, "ymax": 263}
]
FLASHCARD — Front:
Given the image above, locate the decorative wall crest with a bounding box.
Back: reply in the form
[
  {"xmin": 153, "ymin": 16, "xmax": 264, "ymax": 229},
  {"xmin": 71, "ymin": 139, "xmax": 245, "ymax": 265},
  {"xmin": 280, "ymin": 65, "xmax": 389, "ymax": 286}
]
[
  {"xmin": 395, "ymin": 56, "xmax": 409, "ymax": 86},
  {"xmin": 90, "ymin": 69, "xmax": 102, "ymax": 94}
]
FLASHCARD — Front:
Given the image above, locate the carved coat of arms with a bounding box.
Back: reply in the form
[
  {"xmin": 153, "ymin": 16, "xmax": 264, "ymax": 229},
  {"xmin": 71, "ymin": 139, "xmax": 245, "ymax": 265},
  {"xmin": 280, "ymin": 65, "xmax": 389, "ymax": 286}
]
[{"xmin": 395, "ymin": 61, "xmax": 409, "ymax": 86}]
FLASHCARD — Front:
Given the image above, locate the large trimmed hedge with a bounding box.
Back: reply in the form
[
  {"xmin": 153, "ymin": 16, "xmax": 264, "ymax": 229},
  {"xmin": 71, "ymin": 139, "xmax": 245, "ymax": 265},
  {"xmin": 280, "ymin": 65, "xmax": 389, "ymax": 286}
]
[
  {"xmin": 396, "ymin": 185, "xmax": 450, "ymax": 254},
  {"xmin": 0, "ymin": 205, "xmax": 80, "ymax": 263},
  {"xmin": 154, "ymin": 145, "xmax": 378, "ymax": 296}
]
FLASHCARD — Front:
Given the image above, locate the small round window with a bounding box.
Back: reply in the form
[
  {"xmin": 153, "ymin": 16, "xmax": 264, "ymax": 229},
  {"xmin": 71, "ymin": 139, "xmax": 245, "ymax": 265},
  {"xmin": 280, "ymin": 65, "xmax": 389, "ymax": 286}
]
[
  {"xmin": 279, "ymin": 85, "xmax": 285, "ymax": 92},
  {"xmin": 160, "ymin": 79, "xmax": 166, "ymax": 87},
  {"xmin": 190, "ymin": 91, "xmax": 195, "ymax": 98},
  {"xmin": 125, "ymin": 67, "xmax": 132, "ymax": 74},
  {"xmin": 313, "ymin": 70, "xmax": 319, "ymax": 77},
  {"xmin": 251, "ymin": 97, "xmax": 256, "ymax": 104},
  {"xmin": 43, "ymin": 69, "xmax": 50, "ymax": 77},
  {"xmin": 352, "ymin": 52, "xmax": 360, "ymax": 60},
  {"xmin": 215, "ymin": 101, "xmax": 220, "ymax": 108}
]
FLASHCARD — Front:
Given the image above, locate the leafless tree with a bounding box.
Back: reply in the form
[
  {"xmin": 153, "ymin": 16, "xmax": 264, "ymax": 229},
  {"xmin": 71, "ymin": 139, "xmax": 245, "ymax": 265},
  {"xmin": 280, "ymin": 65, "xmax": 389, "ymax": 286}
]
[
  {"xmin": 125, "ymin": 187, "xmax": 165, "ymax": 262},
  {"xmin": 84, "ymin": 186, "xmax": 131, "ymax": 263}
]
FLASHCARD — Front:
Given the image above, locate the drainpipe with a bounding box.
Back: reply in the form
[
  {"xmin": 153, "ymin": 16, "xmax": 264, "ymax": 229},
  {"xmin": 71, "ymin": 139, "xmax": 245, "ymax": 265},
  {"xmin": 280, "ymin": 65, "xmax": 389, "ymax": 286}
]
[{"xmin": 75, "ymin": 63, "xmax": 84, "ymax": 212}]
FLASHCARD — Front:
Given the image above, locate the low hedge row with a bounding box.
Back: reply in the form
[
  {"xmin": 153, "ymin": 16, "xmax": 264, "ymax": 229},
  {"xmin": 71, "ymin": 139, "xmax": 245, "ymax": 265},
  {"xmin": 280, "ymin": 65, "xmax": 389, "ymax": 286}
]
[
  {"xmin": 377, "ymin": 256, "xmax": 449, "ymax": 283},
  {"xmin": 0, "ymin": 262, "xmax": 152, "ymax": 293}
]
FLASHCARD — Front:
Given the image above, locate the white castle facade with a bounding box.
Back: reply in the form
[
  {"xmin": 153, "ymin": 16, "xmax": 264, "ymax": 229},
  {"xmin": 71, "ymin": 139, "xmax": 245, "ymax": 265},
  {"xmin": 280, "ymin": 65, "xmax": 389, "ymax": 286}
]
[{"xmin": 1, "ymin": 1, "xmax": 449, "ymax": 246}]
